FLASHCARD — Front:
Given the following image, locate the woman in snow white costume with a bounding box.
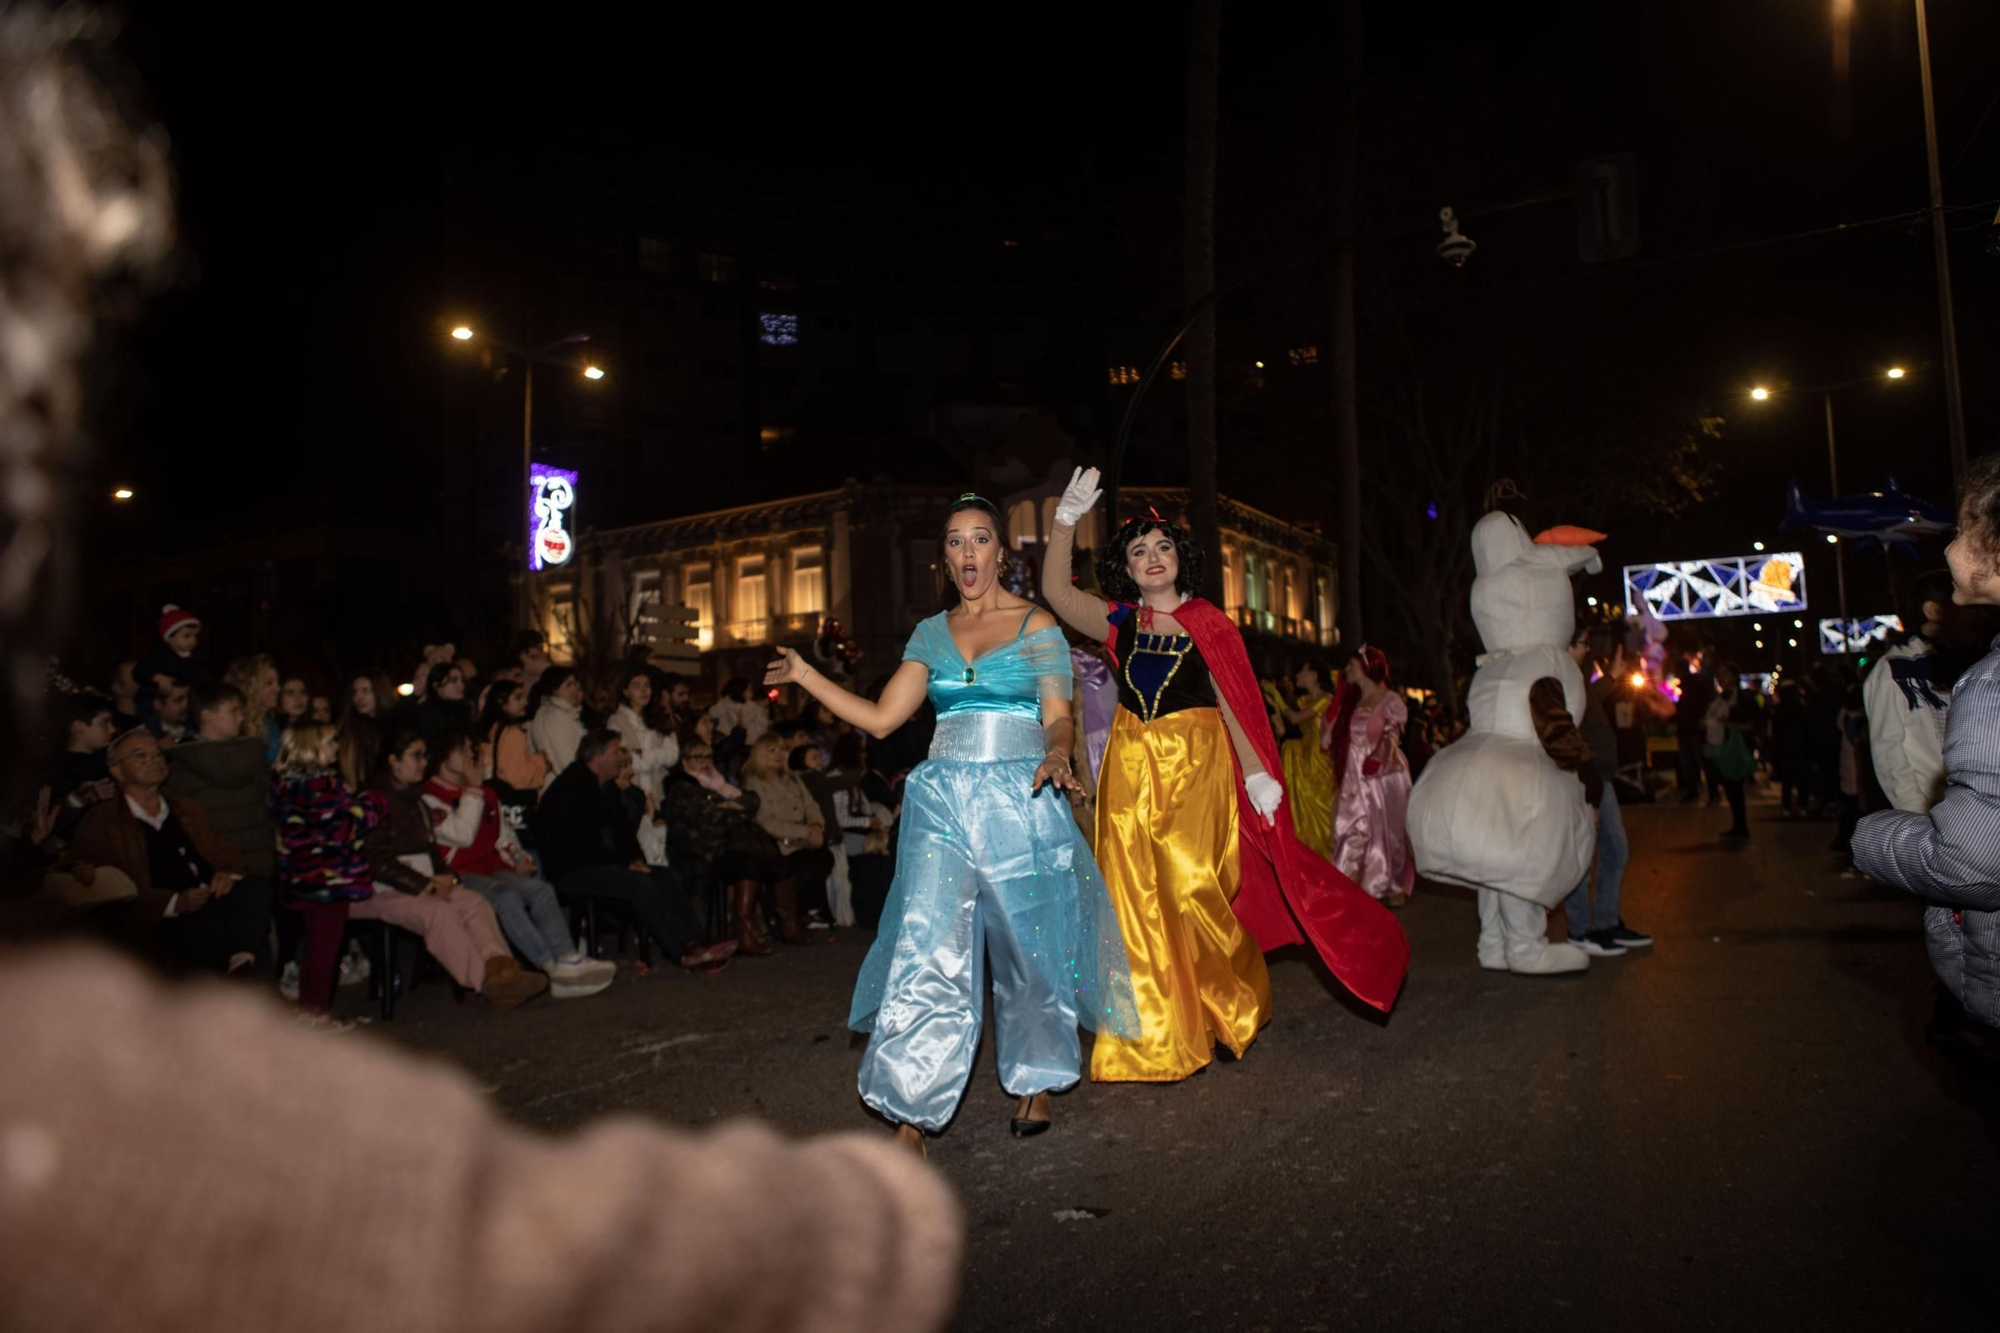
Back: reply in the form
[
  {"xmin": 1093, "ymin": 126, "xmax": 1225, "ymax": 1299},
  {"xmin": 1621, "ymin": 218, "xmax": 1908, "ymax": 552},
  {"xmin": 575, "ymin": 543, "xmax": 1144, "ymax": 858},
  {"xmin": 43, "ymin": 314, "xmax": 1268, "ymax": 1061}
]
[
  {"xmin": 764, "ymin": 493, "xmax": 1138, "ymax": 1154},
  {"xmin": 1041, "ymin": 467, "xmax": 1409, "ymax": 1082}
]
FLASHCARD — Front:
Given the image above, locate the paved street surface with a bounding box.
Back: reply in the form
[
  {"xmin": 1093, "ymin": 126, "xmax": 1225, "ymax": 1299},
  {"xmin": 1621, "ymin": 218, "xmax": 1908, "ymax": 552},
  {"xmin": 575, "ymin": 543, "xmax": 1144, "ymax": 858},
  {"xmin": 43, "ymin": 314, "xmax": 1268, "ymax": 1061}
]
[{"xmin": 382, "ymin": 785, "xmax": 1999, "ymax": 1330}]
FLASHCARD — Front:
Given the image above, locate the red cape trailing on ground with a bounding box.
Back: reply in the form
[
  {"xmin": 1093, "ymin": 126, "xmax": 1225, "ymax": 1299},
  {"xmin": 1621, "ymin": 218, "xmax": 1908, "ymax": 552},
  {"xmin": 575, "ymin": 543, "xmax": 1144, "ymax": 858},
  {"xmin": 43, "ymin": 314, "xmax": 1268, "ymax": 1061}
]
[{"xmin": 1106, "ymin": 597, "xmax": 1410, "ymax": 1012}]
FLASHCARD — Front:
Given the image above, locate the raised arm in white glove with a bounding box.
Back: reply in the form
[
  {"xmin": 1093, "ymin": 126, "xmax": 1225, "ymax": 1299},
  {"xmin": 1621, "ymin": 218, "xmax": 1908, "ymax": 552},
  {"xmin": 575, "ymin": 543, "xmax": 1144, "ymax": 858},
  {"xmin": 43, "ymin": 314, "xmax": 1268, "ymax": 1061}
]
[
  {"xmin": 1053, "ymin": 465, "xmax": 1102, "ymax": 528},
  {"xmin": 1245, "ymin": 771, "xmax": 1283, "ymax": 826}
]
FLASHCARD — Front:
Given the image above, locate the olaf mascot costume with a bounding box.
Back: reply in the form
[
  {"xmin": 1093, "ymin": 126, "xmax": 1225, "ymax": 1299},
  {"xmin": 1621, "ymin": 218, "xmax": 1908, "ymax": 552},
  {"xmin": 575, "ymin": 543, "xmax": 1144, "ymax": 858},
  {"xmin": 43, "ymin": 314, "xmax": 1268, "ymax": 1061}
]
[{"xmin": 1408, "ymin": 511, "xmax": 1601, "ymax": 975}]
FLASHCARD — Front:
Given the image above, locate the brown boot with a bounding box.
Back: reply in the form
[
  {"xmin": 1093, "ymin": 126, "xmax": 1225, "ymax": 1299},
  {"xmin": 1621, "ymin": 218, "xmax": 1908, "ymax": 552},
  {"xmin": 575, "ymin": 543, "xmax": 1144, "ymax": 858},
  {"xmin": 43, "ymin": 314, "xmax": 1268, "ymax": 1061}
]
[
  {"xmin": 483, "ymin": 955, "xmax": 549, "ymax": 1013},
  {"xmin": 773, "ymin": 879, "xmax": 809, "ymax": 946},
  {"xmin": 733, "ymin": 881, "xmax": 775, "ymax": 957}
]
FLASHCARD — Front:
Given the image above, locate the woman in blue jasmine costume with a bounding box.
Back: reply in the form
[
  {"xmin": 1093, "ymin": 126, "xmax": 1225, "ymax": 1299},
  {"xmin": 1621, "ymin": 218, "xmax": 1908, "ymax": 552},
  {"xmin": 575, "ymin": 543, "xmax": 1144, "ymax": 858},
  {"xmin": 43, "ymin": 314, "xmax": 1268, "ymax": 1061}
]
[{"xmin": 764, "ymin": 493, "xmax": 1138, "ymax": 1155}]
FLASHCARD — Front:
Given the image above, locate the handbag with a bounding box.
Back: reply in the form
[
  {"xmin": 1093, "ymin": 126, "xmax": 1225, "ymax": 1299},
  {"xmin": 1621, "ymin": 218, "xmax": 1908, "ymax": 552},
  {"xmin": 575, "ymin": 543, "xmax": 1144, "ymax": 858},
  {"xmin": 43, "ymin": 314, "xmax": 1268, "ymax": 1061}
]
[{"xmin": 1704, "ymin": 725, "xmax": 1756, "ymax": 783}]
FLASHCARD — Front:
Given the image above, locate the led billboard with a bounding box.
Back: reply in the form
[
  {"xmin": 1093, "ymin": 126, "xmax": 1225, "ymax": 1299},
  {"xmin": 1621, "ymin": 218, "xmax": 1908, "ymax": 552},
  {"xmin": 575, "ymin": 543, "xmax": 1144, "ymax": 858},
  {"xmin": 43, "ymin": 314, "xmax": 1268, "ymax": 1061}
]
[{"xmin": 1623, "ymin": 552, "xmax": 1807, "ymax": 622}]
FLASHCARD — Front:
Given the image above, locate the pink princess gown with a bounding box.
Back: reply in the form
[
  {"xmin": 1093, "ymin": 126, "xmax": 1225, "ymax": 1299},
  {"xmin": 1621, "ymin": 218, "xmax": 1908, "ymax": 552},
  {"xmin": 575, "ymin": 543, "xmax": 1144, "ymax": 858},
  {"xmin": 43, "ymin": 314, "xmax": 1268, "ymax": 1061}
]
[{"xmin": 1329, "ymin": 695, "xmax": 1418, "ymax": 900}]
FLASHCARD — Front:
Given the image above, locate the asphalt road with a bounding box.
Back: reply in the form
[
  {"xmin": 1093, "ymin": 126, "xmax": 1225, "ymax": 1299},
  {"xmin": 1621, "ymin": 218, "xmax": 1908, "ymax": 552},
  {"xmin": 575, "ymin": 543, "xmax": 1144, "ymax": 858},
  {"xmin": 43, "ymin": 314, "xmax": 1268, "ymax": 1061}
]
[{"xmin": 381, "ymin": 785, "xmax": 2000, "ymax": 1331}]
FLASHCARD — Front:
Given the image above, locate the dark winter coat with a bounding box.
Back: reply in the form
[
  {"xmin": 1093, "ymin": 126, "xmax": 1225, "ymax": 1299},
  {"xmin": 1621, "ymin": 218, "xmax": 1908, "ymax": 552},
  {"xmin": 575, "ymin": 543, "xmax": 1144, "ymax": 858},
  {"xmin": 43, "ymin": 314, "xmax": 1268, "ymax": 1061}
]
[{"xmin": 165, "ymin": 737, "xmax": 277, "ymax": 877}]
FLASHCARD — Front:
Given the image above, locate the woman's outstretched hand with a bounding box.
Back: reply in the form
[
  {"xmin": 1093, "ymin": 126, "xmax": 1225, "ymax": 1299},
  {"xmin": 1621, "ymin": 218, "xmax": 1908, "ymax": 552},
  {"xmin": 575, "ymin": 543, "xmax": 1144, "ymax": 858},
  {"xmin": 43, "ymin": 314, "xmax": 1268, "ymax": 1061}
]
[
  {"xmin": 764, "ymin": 648, "xmax": 808, "ymax": 687},
  {"xmin": 1053, "ymin": 466, "xmax": 1102, "ymax": 528},
  {"xmin": 1033, "ymin": 750, "xmax": 1083, "ymax": 796}
]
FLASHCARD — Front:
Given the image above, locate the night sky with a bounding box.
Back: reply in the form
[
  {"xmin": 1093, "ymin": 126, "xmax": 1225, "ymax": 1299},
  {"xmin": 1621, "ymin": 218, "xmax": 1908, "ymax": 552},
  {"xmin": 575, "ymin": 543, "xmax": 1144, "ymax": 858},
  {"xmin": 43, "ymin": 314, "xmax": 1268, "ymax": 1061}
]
[{"xmin": 99, "ymin": 1, "xmax": 2000, "ymax": 663}]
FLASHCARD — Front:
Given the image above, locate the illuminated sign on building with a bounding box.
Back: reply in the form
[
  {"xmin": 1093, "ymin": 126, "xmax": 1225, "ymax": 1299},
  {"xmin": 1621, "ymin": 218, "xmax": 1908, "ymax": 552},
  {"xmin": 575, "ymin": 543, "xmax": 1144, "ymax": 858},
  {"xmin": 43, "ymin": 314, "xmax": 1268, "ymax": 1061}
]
[
  {"xmin": 528, "ymin": 464, "xmax": 578, "ymax": 571},
  {"xmin": 1819, "ymin": 615, "xmax": 1902, "ymax": 654},
  {"xmin": 1623, "ymin": 552, "xmax": 1808, "ymax": 622}
]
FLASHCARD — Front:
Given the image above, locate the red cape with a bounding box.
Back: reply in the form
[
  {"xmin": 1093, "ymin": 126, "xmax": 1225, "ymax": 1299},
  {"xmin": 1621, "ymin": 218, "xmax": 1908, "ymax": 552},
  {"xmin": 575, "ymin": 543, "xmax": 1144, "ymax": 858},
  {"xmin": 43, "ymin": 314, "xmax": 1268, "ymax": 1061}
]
[{"xmin": 1107, "ymin": 598, "xmax": 1409, "ymax": 1012}]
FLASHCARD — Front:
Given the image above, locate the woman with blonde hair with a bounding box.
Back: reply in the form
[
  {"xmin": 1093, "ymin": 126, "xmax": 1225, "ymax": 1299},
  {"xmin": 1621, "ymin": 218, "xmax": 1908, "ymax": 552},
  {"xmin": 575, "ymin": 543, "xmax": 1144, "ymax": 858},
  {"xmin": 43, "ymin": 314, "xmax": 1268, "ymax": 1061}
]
[
  {"xmin": 739, "ymin": 733, "xmax": 832, "ymax": 944},
  {"xmin": 224, "ymin": 654, "xmax": 281, "ymax": 763}
]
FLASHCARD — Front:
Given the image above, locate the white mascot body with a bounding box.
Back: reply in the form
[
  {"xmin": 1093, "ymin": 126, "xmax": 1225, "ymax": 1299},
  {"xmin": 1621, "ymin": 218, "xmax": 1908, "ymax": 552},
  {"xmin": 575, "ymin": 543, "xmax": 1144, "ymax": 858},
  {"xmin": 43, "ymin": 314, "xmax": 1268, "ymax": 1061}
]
[{"xmin": 1407, "ymin": 512, "xmax": 1599, "ymax": 974}]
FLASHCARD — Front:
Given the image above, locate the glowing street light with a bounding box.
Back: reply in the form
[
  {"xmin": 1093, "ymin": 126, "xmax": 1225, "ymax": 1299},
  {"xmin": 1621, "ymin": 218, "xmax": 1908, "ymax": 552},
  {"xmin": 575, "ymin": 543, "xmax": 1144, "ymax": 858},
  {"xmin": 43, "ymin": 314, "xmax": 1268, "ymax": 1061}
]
[
  {"xmin": 1751, "ymin": 386, "xmax": 1771, "ymax": 401},
  {"xmin": 583, "ymin": 365, "xmax": 605, "ymax": 381},
  {"xmin": 1827, "ymin": 534, "xmax": 1839, "ymax": 544},
  {"xmin": 1753, "ymin": 540, "xmax": 1766, "ymax": 551},
  {"xmin": 396, "ymin": 682, "xmax": 415, "ymax": 697},
  {"xmin": 1887, "ymin": 366, "xmax": 1906, "ymax": 379},
  {"xmin": 1586, "ymin": 596, "xmax": 1599, "ymax": 607},
  {"xmin": 1788, "ymin": 638, "xmax": 1799, "ymax": 648},
  {"xmin": 111, "ymin": 487, "xmax": 134, "ymax": 501},
  {"xmin": 451, "ymin": 325, "xmax": 474, "ymax": 341}
]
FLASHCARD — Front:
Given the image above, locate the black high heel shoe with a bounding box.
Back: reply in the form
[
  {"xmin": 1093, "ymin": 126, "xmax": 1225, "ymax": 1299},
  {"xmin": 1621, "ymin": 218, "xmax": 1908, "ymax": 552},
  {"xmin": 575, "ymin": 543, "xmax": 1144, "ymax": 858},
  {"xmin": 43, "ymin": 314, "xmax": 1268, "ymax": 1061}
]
[{"xmin": 1010, "ymin": 1093, "xmax": 1052, "ymax": 1137}]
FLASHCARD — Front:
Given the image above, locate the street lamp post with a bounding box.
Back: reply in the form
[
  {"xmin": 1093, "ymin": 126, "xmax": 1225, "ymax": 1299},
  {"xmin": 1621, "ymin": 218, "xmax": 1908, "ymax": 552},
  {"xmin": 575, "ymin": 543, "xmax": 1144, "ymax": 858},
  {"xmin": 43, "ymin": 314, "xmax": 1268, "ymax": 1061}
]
[
  {"xmin": 447, "ymin": 326, "xmax": 602, "ymax": 555},
  {"xmin": 1913, "ymin": 0, "xmax": 1968, "ymax": 488},
  {"xmin": 1748, "ymin": 366, "xmax": 1907, "ymax": 628}
]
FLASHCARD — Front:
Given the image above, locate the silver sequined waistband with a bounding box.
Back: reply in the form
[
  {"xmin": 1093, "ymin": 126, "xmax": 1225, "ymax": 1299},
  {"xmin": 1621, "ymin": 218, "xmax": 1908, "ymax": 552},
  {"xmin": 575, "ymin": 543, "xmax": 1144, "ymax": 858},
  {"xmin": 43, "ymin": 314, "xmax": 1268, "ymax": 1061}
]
[{"xmin": 928, "ymin": 711, "xmax": 1045, "ymax": 763}]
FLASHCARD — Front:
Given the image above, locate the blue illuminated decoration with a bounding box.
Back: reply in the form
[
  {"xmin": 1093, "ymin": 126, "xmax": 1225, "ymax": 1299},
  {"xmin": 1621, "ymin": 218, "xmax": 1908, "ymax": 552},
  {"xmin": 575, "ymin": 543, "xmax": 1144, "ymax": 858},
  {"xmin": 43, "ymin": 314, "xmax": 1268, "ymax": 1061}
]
[
  {"xmin": 1819, "ymin": 615, "xmax": 1902, "ymax": 654},
  {"xmin": 1622, "ymin": 551, "xmax": 1808, "ymax": 621},
  {"xmin": 528, "ymin": 464, "xmax": 579, "ymax": 571},
  {"xmin": 1425, "ymin": 502, "xmax": 1438, "ymax": 520},
  {"xmin": 759, "ymin": 313, "xmax": 799, "ymax": 347}
]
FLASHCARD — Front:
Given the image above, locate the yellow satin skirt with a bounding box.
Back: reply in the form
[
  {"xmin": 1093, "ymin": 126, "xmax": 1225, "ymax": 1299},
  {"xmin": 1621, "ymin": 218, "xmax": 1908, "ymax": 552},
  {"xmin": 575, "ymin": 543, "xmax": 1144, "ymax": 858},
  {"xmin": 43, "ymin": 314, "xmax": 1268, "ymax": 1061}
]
[
  {"xmin": 1090, "ymin": 705, "xmax": 1273, "ymax": 1083},
  {"xmin": 1281, "ymin": 694, "xmax": 1336, "ymax": 861}
]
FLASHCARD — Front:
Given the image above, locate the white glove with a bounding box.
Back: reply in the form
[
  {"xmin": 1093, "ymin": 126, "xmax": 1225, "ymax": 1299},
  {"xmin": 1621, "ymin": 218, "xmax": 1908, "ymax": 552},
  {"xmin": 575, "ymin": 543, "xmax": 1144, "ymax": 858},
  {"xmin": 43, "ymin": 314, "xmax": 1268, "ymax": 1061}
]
[
  {"xmin": 1245, "ymin": 772, "xmax": 1283, "ymax": 826},
  {"xmin": 1053, "ymin": 465, "xmax": 1103, "ymax": 528}
]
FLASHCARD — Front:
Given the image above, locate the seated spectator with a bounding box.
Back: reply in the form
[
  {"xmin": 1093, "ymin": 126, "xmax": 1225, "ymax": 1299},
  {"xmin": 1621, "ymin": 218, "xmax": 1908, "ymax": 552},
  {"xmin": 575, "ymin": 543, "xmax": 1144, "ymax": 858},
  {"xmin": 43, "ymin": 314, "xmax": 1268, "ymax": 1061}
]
[
  {"xmin": 526, "ymin": 666, "xmax": 585, "ymax": 788},
  {"xmin": 146, "ymin": 679, "xmax": 190, "ymax": 746},
  {"xmin": 609, "ymin": 668, "xmax": 679, "ymax": 808},
  {"xmin": 336, "ymin": 670, "xmax": 396, "ymax": 788},
  {"xmin": 613, "ymin": 745, "xmax": 670, "ymax": 867},
  {"xmin": 271, "ymin": 722, "xmax": 385, "ymax": 1020},
  {"xmin": 535, "ymin": 729, "xmax": 736, "ymax": 971},
  {"xmin": 69, "ymin": 728, "xmax": 271, "ymax": 978},
  {"xmin": 479, "ymin": 678, "xmax": 546, "ymax": 844},
  {"xmin": 406, "ymin": 660, "xmax": 474, "ymax": 741},
  {"xmin": 50, "ymin": 691, "xmax": 115, "ymax": 812},
  {"xmin": 135, "ymin": 604, "xmax": 208, "ymax": 723},
  {"xmin": 659, "ymin": 675, "xmax": 698, "ymax": 743},
  {"xmin": 829, "ymin": 732, "xmax": 895, "ymax": 928},
  {"xmin": 108, "ymin": 658, "xmax": 140, "ymax": 731},
  {"xmin": 663, "ymin": 739, "xmax": 789, "ymax": 958},
  {"xmin": 224, "ymin": 653, "xmax": 282, "ymax": 762},
  {"xmin": 421, "ymin": 730, "xmax": 613, "ymax": 999},
  {"xmin": 168, "ymin": 680, "xmax": 291, "ymax": 985},
  {"xmin": 707, "ymin": 676, "xmax": 769, "ymax": 772},
  {"xmin": 362, "ymin": 729, "xmax": 549, "ymax": 1013},
  {"xmin": 166, "ymin": 682, "xmax": 278, "ymax": 888},
  {"xmin": 741, "ymin": 735, "xmax": 833, "ymax": 943},
  {"xmin": 278, "ymin": 675, "xmax": 311, "ymax": 729}
]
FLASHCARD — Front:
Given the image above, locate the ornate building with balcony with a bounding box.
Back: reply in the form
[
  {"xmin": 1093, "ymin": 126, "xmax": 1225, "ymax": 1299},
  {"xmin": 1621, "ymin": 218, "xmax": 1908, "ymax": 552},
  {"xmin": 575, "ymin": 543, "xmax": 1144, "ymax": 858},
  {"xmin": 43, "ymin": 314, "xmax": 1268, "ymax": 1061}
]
[{"xmin": 526, "ymin": 466, "xmax": 1338, "ymax": 689}]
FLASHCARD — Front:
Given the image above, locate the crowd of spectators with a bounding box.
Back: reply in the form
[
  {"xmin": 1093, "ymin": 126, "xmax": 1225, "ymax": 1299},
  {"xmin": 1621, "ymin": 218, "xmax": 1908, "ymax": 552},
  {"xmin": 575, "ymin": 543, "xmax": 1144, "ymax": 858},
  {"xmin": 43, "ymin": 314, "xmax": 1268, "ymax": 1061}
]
[{"xmin": 8, "ymin": 608, "xmax": 908, "ymax": 1029}]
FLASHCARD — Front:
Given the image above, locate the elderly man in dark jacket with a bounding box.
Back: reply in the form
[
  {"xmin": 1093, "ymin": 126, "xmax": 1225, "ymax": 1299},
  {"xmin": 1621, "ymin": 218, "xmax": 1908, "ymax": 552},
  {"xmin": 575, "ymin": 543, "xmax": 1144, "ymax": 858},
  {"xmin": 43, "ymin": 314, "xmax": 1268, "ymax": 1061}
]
[
  {"xmin": 536, "ymin": 729, "xmax": 735, "ymax": 970},
  {"xmin": 68, "ymin": 728, "xmax": 271, "ymax": 976}
]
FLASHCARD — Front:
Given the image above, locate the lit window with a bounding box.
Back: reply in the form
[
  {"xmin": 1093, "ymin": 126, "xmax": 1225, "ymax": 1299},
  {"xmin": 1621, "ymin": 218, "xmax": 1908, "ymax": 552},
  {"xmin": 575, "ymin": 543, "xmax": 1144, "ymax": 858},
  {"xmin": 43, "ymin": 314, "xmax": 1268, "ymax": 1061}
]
[
  {"xmin": 1108, "ymin": 365, "xmax": 1141, "ymax": 386},
  {"xmin": 1287, "ymin": 346, "xmax": 1320, "ymax": 366},
  {"xmin": 684, "ymin": 563, "xmax": 714, "ymax": 649},
  {"xmin": 1008, "ymin": 499, "xmax": 1038, "ymax": 548},
  {"xmin": 698, "ymin": 251, "xmax": 736, "ymax": 283},
  {"xmin": 629, "ymin": 569, "xmax": 662, "ymax": 645},
  {"xmin": 759, "ymin": 425, "xmax": 796, "ymax": 446},
  {"xmin": 791, "ymin": 547, "xmax": 825, "ymax": 616},
  {"xmin": 1317, "ymin": 573, "xmax": 1335, "ymax": 642},
  {"xmin": 734, "ymin": 554, "xmax": 768, "ymax": 638},
  {"xmin": 1168, "ymin": 361, "xmax": 1187, "ymax": 381},
  {"xmin": 1223, "ymin": 545, "xmax": 1246, "ymax": 612},
  {"xmin": 759, "ymin": 313, "xmax": 798, "ymax": 347},
  {"xmin": 1284, "ymin": 565, "xmax": 1303, "ymax": 621}
]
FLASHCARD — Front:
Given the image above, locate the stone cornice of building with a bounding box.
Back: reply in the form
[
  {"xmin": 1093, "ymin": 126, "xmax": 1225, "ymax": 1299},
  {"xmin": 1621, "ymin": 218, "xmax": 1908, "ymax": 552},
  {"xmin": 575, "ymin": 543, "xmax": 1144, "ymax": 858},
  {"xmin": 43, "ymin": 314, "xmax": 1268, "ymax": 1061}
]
[
  {"xmin": 1119, "ymin": 486, "xmax": 1335, "ymax": 562},
  {"xmin": 585, "ymin": 480, "xmax": 963, "ymax": 557}
]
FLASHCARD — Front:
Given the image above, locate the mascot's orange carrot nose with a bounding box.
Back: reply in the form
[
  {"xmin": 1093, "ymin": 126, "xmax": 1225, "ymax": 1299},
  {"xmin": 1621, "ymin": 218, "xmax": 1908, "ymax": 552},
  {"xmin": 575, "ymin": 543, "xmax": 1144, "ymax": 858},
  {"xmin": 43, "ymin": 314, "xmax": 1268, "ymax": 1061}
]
[{"xmin": 1533, "ymin": 525, "xmax": 1607, "ymax": 547}]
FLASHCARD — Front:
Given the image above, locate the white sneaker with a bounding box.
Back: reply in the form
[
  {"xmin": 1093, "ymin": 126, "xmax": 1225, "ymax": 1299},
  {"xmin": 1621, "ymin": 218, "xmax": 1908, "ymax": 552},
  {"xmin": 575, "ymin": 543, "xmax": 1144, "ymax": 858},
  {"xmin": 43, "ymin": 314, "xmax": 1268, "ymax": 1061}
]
[
  {"xmin": 279, "ymin": 960, "xmax": 301, "ymax": 1001},
  {"xmin": 549, "ymin": 974, "xmax": 615, "ymax": 1000},
  {"xmin": 554, "ymin": 953, "xmax": 617, "ymax": 984},
  {"xmin": 338, "ymin": 949, "xmax": 371, "ymax": 987}
]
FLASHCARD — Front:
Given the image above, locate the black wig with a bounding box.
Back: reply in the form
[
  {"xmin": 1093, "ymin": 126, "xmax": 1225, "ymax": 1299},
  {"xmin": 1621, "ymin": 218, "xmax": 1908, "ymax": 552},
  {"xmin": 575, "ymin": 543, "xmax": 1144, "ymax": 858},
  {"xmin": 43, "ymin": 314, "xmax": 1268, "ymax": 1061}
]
[{"xmin": 1096, "ymin": 514, "xmax": 1207, "ymax": 604}]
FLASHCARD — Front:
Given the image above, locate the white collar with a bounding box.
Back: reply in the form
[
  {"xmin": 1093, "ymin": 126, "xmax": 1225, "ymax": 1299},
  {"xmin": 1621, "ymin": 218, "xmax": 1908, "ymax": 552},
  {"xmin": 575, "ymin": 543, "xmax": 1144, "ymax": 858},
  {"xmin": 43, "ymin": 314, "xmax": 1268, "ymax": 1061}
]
[{"xmin": 125, "ymin": 793, "xmax": 170, "ymax": 831}]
